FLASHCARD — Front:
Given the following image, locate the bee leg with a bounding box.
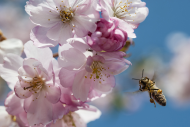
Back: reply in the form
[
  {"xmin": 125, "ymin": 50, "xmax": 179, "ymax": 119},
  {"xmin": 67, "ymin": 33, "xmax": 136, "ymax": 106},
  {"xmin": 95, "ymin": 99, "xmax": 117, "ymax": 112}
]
[
  {"xmin": 139, "ymin": 85, "xmax": 142, "ymax": 91},
  {"xmin": 149, "ymin": 92, "xmax": 156, "ymax": 107}
]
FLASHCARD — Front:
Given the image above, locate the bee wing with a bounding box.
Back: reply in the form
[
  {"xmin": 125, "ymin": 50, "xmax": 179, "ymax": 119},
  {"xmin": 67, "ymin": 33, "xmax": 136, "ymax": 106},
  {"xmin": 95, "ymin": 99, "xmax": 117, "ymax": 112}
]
[
  {"xmin": 151, "ymin": 72, "xmax": 157, "ymax": 81},
  {"xmin": 125, "ymin": 90, "xmax": 143, "ymax": 95}
]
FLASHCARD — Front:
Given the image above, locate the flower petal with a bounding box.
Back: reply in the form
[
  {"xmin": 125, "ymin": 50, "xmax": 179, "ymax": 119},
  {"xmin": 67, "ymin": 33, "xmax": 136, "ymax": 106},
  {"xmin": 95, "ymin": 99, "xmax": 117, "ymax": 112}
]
[
  {"xmin": 75, "ymin": 105, "xmax": 101, "ymax": 123},
  {"xmin": 100, "ymin": 0, "xmax": 113, "ymax": 20},
  {"xmin": 31, "ymin": 26, "xmax": 58, "ymax": 48},
  {"xmin": 14, "ymin": 81, "xmax": 32, "ymax": 99},
  {"xmin": 58, "ymin": 25, "xmax": 74, "ymax": 45},
  {"xmin": 59, "ymin": 47, "xmax": 86, "ymax": 70},
  {"xmin": 111, "ymin": 17, "xmax": 136, "ymax": 38},
  {"xmin": 24, "ymin": 92, "xmax": 53, "ymax": 126},
  {"xmin": 24, "ymin": 41, "xmax": 53, "ymax": 69},
  {"xmin": 72, "ymin": 70, "xmax": 91, "ymax": 102},
  {"xmin": 104, "ymin": 60, "xmax": 130, "ymax": 75},
  {"xmin": 44, "ymin": 84, "xmax": 61, "ymax": 104},
  {"xmin": 46, "ymin": 21, "xmax": 63, "ymax": 41},
  {"xmin": 5, "ymin": 91, "xmax": 25, "ymax": 116},
  {"xmin": 30, "ymin": 5, "xmax": 60, "ymax": 27},
  {"xmin": 59, "ymin": 68, "xmax": 76, "ymax": 88},
  {"xmin": 94, "ymin": 75, "xmax": 115, "ymax": 93},
  {"xmin": 0, "ymin": 54, "xmax": 23, "ymax": 90}
]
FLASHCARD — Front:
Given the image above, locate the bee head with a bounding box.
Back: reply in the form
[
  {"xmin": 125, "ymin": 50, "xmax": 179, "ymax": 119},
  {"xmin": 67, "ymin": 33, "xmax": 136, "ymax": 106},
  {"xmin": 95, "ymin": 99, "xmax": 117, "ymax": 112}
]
[{"xmin": 139, "ymin": 77, "xmax": 149, "ymax": 85}]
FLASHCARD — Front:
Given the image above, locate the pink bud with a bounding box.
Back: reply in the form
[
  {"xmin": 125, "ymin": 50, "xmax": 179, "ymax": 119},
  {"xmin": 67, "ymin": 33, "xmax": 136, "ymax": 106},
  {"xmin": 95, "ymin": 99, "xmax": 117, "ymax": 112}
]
[{"xmin": 88, "ymin": 18, "xmax": 128, "ymax": 52}]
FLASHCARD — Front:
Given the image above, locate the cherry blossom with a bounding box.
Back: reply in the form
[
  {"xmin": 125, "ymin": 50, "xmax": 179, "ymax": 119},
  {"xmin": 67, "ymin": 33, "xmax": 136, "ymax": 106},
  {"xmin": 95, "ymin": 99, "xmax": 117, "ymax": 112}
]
[
  {"xmin": 0, "ymin": 41, "xmax": 62, "ymax": 126},
  {"xmin": 58, "ymin": 38, "xmax": 131, "ymax": 101},
  {"xmin": 100, "ymin": 0, "xmax": 149, "ymax": 38},
  {"xmin": 48, "ymin": 106, "xmax": 101, "ymax": 127},
  {"xmin": 88, "ymin": 18, "xmax": 128, "ymax": 52},
  {"xmin": 26, "ymin": 0, "xmax": 100, "ymax": 47}
]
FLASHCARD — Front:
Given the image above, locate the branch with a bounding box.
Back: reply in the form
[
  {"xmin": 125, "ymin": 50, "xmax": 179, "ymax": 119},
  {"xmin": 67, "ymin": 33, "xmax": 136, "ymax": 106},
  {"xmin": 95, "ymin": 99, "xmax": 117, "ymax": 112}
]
[
  {"xmin": 53, "ymin": 53, "xmax": 58, "ymax": 58},
  {"xmin": 0, "ymin": 30, "xmax": 6, "ymax": 42}
]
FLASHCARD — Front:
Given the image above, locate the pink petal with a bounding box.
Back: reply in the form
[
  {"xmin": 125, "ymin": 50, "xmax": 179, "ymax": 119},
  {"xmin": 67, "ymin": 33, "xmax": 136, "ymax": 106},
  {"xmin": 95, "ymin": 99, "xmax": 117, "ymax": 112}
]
[
  {"xmin": 99, "ymin": 0, "xmax": 113, "ymax": 20},
  {"xmin": 46, "ymin": 21, "xmax": 63, "ymax": 41},
  {"xmin": 24, "ymin": 92, "xmax": 53, "ymax": 126},
  {"xmin": 52, "ymin": 102, "xmax": 67, "ymax": 121},
  {"xmin": 31, "ymin": 26, "xmax": 58, "ymax": 48},
  {"xmin": 59, "ymin": 47, "xmax": 86, "ymax": 70},
  {"xmin": 33, "ymin": 61, "xmax": 50, "ymax": 80},
  {"xmin": 111, "ymin": 17, "xmax": 136, "ymax": 38},
  {"xmin": 25, "ymin": 0, "xmax": 44, "ymax": 16},
  {"xmin": 53, "ymin": 0, "xmax": 69, "ymax": 8},
  {"xmin": 94, "ymin": 75, "xmax": 115, "ymax": 92},
  {"xmin": 44, "ymin": 84, "xmax": 61, "ymax": 104},
  {"xmin": 24, "ymin": 41, "xmax": 53, "ymax": 69},
  {"xmin": 0, "ymin": 54, "xmax": 23, "ymax": 90},
  {"xmin": 14, "ymin": 81, "xmax": 32, "ymax": 99},
  {"xmin": 104, "ymin": 60, "xmax": 130, "ymax": 75},
  {"xmin": 30, "ymin": 6, "xmax": 60, "ymax": 27},
  {"xmin": 58, "ymin": 25, "xmax": 74, "ymax": 45},
  {"xmin": 5, "ymin": 91, "xmax": 25, "ymax": 115},
  {"xmin": 23, "ymin": 65, "xmax": 36, "ymax": 78},
  {"xmin": 59, "ymin": 68, "xmax": 76, "ymax": 88},
  {"xmin": 73, "ymin": 16, "xmax": 97, "ymax": 36},
  {"xmin": 85, "ymin": 56, "xmax": 93, "ymax": 72},
  {"xmin": 69, "ymin": 37, "xmax": 91, "ymax": 53},
  {"xmin": 72, "ymin": 70, "xmax": 91, "ymax": 102}
]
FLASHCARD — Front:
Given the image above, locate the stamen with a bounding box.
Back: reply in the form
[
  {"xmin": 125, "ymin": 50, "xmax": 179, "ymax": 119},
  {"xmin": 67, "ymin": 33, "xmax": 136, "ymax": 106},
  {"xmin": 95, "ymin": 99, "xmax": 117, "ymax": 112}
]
[
  {"xmin": 23, "ymin": 76, "xmax": 45, "ymax": 93},
  {"xmin": 59, "ymin": 5, "xmax": 74, "ymax": 23}
]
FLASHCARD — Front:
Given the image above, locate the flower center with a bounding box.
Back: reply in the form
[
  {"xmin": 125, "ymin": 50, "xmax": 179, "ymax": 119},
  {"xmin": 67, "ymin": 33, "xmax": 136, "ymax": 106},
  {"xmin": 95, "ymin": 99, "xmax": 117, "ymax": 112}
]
[
  {"xmin": 113, "ymin": 1, "xmax": 134, "ymax": 20},
  {"xmin": 58, "ymin": 6, "xmax": 74, "ymax": 23},
  {"xmin": 23, "ymin": 76, "xmax": 45, "ymax": 93},
  {"xmin": 63, "ymin": 112, "xmax": 76, "ymax": 127},
  {"xmin": 90, "ymin": 61, "xmax": 108, "ymax": 80}
]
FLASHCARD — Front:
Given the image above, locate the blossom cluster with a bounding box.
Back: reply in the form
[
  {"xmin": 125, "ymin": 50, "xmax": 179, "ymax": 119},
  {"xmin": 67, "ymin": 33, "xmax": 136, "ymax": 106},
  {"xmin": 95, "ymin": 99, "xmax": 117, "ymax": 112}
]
[{"xmin": 0, "ymin": 0, "xmax": 148, "ymax": 126}]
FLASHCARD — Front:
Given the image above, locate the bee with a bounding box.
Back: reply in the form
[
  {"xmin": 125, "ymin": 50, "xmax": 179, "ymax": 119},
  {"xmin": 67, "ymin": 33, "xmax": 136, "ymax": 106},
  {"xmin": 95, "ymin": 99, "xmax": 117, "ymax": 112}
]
[{"xmin": 132, "ymin": 69, "xmax": 166, "ymax": 107}]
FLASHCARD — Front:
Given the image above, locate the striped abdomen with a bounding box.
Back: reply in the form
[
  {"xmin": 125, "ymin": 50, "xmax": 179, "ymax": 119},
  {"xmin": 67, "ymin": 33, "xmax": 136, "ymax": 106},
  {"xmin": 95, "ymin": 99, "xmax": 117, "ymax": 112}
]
[{"xmin": 152, "ymin": 91, "xmax": 166, "ymax": 106}]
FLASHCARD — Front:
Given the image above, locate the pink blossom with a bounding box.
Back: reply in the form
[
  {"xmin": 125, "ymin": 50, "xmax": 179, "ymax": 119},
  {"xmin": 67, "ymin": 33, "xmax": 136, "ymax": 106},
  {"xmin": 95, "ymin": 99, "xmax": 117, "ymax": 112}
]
[
  {"xmin": 26, "ymin": 0, "xmax": 100, "ymax": 47},
  {"xmin": 100, "ymin": 0, "xmax": 149, "ymax": 38},
  {"xmin": 48, "ymin": 106, "xmax": 101, "ymax": 127},
  {"xmin": 88, "ymin": 18, "xmax": 128, "ymax": 52},
  {"xmin": 58, "ymin": 38, "xmax": 131, "ymax": 101},
  {"xmin": 0, "ymin": 41, "xmax": 62, "ymax": 126}
]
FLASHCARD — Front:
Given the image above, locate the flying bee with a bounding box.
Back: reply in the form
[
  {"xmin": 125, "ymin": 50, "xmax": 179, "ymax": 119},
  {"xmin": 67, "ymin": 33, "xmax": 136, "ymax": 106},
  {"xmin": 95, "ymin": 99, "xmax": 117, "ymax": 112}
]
[{"xmin": 132, "ymin": 69, "xmax": 166, "ymax": 107}]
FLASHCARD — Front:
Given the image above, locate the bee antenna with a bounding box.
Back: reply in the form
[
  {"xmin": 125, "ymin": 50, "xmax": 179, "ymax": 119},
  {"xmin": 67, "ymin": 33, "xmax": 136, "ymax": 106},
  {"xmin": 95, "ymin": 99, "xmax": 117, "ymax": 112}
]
[
  {"xmin": 132, "ymin": 78, "xmax": 140, "ymax": 80},
  {"xmin": 142, "ymin": 69, "xmax": 144, "ymax": 78}
]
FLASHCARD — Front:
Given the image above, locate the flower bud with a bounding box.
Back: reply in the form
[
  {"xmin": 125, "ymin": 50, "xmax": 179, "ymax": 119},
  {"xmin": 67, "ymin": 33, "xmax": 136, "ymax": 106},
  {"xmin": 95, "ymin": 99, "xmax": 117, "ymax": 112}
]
[{"xmin": 88, "ymin": 19, "xmax": 128, "ymax": 52}]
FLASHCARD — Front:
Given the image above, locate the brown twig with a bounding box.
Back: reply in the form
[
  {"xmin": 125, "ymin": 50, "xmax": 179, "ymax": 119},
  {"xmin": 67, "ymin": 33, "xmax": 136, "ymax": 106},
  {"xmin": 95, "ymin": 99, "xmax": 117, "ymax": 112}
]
[
  {"xmin": 0, "ymin": 30, "xmax": 6, "ymax": 42},
  {"xmin": 53, "ymin": 53, "xmax": 58, "ymax": 58}
]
